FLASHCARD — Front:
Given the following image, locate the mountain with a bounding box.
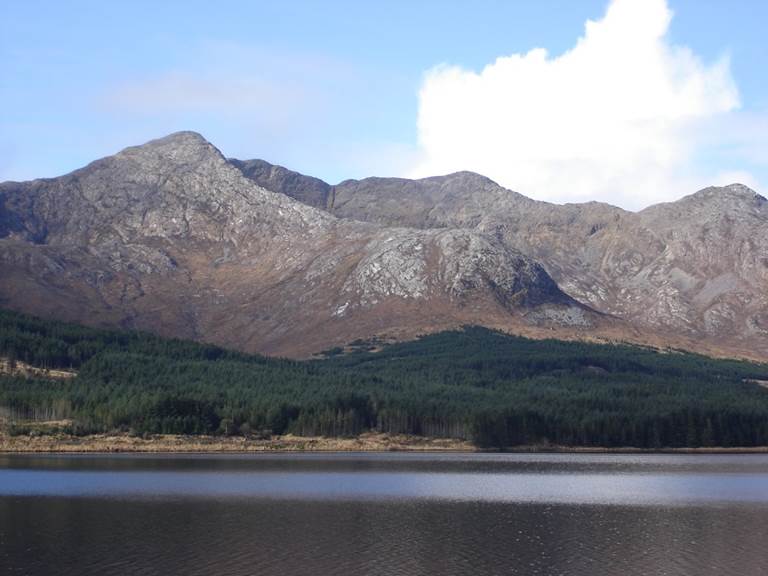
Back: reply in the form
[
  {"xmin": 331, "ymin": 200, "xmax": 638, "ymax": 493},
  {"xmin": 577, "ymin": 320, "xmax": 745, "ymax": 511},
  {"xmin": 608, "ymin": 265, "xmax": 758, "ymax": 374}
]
[
  {"xmin": 2, "ymin": 131, "xmax": 765, "ymax": 360},
  {"xmin": 235, "ymin": 159, "xmax": 768, "ymax": 360},
  {"xmin": 0, "ymin": 132, "xmax": 603, "ymax": 357}
]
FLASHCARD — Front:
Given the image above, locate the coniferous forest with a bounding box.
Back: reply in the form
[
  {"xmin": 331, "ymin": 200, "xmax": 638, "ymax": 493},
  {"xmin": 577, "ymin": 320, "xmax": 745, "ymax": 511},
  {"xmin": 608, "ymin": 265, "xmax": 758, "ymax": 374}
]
[{"xmin": 1, "ymin": 308, "xmax": 768, "ymax": 448}]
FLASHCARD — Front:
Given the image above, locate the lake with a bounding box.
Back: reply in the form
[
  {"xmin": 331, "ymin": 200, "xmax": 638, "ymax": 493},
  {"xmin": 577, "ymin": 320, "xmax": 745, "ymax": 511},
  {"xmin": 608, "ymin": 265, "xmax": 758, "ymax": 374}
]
[{"xmin": 1, "ymin": 452, "xmax": 767, "ymax": 575}]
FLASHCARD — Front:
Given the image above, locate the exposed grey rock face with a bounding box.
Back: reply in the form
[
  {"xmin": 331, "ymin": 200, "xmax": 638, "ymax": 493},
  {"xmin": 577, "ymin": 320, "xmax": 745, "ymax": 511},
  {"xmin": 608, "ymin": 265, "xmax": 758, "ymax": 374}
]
[
  {"xmin": 0, "ymin": 132, "xmax": 591, "ymax": 357},
  {"xmin": 239, "ymin": 160, "xmax": 768, "ymax": 359},
  {"xmin": 338, "ymin": 226, "xmax": 572, "ymax": 313},
  {"xmin": 433, "ymin": 229, "xmax": 566, "ymax": 309}
]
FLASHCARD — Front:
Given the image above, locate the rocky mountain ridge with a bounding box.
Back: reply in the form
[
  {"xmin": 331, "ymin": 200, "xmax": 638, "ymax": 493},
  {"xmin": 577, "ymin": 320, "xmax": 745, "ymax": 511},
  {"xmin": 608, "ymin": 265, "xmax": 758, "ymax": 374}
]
[
  {"xmin": 0, "ymin": 132, "xmax": 603, "ymax": 357},
  {"xmin": 235, "ymin": 156, "xmax": 768, "ymax": 360}
]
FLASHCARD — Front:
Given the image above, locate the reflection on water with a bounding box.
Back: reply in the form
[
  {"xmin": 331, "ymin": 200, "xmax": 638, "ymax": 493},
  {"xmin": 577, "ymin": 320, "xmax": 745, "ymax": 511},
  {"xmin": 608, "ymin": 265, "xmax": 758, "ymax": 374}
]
[{"xmin": 1, "ymin": 453, "xmax": 767, "ymax": 575}]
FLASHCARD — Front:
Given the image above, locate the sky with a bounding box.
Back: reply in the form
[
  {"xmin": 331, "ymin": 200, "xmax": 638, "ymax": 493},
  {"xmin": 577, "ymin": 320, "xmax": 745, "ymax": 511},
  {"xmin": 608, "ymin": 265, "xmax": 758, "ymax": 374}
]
[{"xmin": 1, "ymin": 0, "xmax": 766, "ymax": 209}]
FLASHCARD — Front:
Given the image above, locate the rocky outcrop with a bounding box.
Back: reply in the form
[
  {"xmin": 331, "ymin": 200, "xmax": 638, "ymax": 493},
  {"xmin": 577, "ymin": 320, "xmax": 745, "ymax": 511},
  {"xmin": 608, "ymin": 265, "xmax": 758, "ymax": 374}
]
[{"xmin": 0, "ymin": 132, "xmax": 599, "ymax": 357}]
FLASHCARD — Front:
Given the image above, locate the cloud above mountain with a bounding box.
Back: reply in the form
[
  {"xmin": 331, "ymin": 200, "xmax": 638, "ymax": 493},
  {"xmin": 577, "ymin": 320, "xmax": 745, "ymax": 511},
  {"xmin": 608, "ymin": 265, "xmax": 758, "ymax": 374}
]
[{"xmin": 410, "ymin": 0, "xmax": 753, "ymax": 209}]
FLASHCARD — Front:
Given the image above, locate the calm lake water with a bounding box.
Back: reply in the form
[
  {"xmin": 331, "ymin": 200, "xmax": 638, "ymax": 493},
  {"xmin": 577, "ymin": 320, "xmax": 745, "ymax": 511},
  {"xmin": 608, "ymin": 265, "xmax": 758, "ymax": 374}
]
[{"xmin": 1, "ymin": 453, "xmax": 767, "ymax": 575}]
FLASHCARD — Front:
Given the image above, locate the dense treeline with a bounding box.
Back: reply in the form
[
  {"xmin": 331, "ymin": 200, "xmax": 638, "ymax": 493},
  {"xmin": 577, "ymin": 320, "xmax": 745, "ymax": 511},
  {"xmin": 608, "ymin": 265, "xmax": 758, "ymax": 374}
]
[
  {"xmin": 0, "ymin": 310, "xmax": 263, "ymax": 369},
  {"xmin": 2, "ymin": 308, "xmax": 768, "ymax": 448}
]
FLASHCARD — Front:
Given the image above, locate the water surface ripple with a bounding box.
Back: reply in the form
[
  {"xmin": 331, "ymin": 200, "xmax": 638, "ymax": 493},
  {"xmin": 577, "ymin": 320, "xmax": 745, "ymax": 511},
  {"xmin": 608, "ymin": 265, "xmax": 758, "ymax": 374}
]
[{"xmin": 1, "ymin": 453, "xmax": 766, "ymax": 575}]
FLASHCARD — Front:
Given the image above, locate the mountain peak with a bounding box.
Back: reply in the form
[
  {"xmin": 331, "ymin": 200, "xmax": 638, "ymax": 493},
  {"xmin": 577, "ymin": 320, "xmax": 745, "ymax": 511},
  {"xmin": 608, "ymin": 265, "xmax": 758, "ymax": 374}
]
[
  {"xmin": 152, "ymin": 130, "xmax": 209, "ymax": 144},
  {"xmin": 151, "ymin": 130, "xmax": 210, "ymax": 146},
  {"xmin": 431, "ymin": 170, "xmax": 499, "ymax": 185},
  {"xmin": 115, "ymin": 131, "xmax": 225, "ymax": 167},
  {"xmin": 682, "ymin": 183, "xmax": 766, "ymax": 208},
  {"xmin": 723, "ymin": 183, "xmax": 764, "ymax": 200}
]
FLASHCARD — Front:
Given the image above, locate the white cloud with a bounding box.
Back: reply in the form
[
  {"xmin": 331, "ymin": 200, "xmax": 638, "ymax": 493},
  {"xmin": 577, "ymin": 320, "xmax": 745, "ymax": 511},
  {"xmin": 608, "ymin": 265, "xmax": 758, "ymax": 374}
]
[{"xmin": 410, "ymin": 0, "xmax": 751, "ymax": 209}]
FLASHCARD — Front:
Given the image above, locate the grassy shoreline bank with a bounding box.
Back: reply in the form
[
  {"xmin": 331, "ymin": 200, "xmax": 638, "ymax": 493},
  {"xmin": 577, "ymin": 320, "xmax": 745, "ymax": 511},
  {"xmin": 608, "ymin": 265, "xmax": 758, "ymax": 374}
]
[{"xmin": 2, "ymin": 432, "xmax": 768, "ymax": 454}]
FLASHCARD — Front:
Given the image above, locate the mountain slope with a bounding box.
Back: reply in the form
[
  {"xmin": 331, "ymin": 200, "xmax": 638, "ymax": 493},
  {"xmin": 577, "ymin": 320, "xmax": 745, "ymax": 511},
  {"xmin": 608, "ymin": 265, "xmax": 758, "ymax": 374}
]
[
  {"xmin": 236, "ymin": 160, "xmax": 768, "ymax": 359},
  {"xmin": 0, "ymin": 132, "xmax": 601, "ymax": 357}
]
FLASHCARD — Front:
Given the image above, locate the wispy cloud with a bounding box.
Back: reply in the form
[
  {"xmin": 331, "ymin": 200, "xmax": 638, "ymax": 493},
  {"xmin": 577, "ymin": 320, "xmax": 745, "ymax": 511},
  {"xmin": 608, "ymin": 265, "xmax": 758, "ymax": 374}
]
[
  {"xmin": 96, "ymin": 41, "xmax": 412, "ymax": 182},
  {"xmin": 99, "ymin": 43, "xmax": 343, "ymax": 129},
  {"xmin": 105, "ymin": 73, "xmax": 300, "ymax": 114}
]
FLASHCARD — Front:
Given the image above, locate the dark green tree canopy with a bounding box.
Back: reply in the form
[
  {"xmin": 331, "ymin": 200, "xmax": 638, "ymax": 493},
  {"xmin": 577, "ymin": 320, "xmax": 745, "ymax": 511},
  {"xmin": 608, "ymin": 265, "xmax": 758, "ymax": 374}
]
[{"xmin": 2, "ymin": 309, "xmax": 768, "ymax": 448}]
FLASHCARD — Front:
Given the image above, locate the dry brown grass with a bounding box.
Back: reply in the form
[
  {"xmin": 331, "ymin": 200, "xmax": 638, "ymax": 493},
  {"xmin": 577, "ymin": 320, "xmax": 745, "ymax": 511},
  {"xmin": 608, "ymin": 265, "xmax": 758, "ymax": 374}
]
[
  {"xmin": 2, "ymin": 431, "xmax": 768, "ymax": 454},
  {"xmin": 0, "ymin": 432, "xmax": 474, "ymax": 453},
  {"xmin": 0, "ymin": 358, "xmax": 76, "ymax": 380}
]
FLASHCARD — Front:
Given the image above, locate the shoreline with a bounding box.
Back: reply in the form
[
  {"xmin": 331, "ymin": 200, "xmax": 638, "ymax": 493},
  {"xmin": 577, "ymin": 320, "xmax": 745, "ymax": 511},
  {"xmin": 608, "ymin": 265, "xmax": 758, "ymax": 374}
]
[{"xmin": 2, "ymin": 432, "xmax": 768, "ymax": 454}]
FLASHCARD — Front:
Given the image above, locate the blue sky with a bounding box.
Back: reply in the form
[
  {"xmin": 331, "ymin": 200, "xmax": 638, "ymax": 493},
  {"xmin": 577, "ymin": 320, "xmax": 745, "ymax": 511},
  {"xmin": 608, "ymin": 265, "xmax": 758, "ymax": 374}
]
[{"xmin": 1, "ymin": 0, "xmax": 766, "ymax": 207}]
